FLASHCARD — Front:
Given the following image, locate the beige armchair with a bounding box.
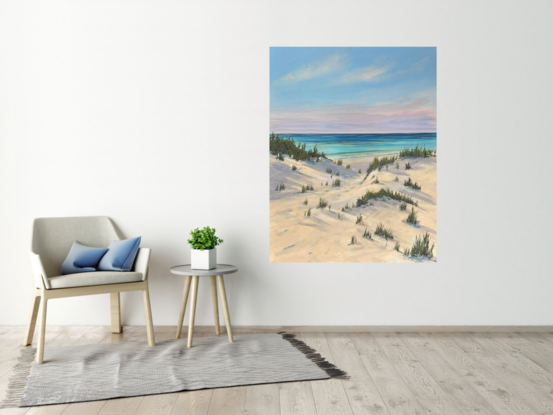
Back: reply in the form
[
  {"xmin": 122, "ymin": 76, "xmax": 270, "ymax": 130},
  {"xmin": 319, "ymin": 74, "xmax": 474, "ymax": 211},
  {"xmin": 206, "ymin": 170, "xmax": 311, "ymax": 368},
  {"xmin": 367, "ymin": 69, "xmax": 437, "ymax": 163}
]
[{"xmin": 24, "ymin": 216, "xmax": 155, "ymax": 364}]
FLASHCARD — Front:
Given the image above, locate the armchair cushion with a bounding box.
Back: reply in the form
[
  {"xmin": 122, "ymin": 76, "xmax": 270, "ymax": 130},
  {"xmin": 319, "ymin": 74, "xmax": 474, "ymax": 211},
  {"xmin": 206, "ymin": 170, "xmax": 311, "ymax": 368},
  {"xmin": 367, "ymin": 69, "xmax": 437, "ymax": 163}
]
[
  {"xmin": 48, "ymin": 271, "xmax": 143, "ymax": 289},
  {"xmin": 98, "ymin": 237, "xmax": 141, "ymax": 272},
  {"xmin": 61, "ymin": 241, "xmax": 109, "ymax": 275}
]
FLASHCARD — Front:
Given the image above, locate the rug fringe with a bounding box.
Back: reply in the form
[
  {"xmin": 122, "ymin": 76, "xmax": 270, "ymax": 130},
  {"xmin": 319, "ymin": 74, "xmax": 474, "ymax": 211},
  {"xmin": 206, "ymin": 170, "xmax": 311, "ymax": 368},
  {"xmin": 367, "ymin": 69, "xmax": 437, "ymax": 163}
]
[
  {"xmin": 0, "ymin": 348, "xmax": 35, "ymax": 408},
  {"xmin": 278, "ymin": 332, "xmax": 349, "ymax": 379}
]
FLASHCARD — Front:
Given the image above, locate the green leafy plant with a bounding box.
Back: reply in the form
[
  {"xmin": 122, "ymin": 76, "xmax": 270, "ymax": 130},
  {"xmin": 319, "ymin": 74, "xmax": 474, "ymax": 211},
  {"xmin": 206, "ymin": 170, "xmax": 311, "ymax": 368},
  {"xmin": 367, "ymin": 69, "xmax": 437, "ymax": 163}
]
[
  {"xmin": 337, "ymin": 159, "xmax": 343, "ymax": 166},
  {"xmin": 188, "ymin": 227, "xmax": 223, "ymax": 251}
]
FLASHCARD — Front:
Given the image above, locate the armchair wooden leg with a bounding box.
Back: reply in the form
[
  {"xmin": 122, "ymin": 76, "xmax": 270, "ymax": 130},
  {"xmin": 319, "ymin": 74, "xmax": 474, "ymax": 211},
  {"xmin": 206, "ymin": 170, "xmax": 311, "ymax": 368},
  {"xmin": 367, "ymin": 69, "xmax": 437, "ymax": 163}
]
[
  {"xmin": 176, "ymin": 275, "xmax": 192, "ymax": 339},
  {"xmin": 210, "ymin": 276, "xmax": 220, "ymax": 336},
  {"xmin": 216, "ymin": 275, "xmax": 234, "ymax": 343},
  {"xmin": 110, "ymin": 292, "xmax": 122, "ymax": 334},
  {"xmin": 23, "ymin": 289, "xmax": 41, "ymax": 346},
  {"xmin": 142, "ymin": 288, "xmax": 155, "ymax": 347},
  {"xmin": 36, "ymin": 296, "xmax": 48, "ymax": 364}
]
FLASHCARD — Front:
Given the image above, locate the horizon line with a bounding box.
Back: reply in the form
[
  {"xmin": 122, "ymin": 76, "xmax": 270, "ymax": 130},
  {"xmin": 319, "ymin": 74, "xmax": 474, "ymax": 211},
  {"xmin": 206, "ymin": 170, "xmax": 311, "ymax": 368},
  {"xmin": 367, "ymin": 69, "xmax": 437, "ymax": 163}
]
[{"xmin": 270, "ymin": 131, "xmax": 437, "ymax": 135}]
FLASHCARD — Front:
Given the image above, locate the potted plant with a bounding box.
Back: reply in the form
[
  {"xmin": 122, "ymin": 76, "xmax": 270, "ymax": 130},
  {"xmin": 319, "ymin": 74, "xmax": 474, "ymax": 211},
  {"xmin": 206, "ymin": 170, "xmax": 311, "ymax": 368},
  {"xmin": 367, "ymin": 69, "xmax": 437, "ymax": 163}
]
[{"xmin": 188, "ymin": 226, "xmax": 223, "ymax": 270}]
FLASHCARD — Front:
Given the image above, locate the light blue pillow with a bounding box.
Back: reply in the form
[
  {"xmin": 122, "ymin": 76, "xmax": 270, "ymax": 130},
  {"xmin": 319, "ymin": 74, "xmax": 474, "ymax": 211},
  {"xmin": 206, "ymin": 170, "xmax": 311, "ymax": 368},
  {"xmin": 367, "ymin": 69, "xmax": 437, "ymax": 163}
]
[
  {"xmin": 98, "ymin": 237, "xmax": 141, "ymax": 272},
  {"xmin": 61, "ymin": 241, "xmax": 109, "ymax": 275}
]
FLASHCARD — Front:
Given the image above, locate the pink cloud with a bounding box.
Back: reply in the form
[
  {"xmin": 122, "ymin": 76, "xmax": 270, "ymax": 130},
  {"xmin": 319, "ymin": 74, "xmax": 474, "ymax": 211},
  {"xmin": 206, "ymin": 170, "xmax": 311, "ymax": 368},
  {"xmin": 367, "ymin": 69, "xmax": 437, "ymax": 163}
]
[{"xmin": 270, "ymin": 96, "xmax": 436, "ymax": 133}]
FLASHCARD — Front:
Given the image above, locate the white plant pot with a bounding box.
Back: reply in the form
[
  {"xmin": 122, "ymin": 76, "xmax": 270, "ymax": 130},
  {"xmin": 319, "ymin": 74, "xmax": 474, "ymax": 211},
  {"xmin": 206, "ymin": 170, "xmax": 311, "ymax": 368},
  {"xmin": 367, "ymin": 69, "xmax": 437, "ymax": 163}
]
[{"xmin": 191, "ymin": 248, "xmax": 217, "ymax": 270}]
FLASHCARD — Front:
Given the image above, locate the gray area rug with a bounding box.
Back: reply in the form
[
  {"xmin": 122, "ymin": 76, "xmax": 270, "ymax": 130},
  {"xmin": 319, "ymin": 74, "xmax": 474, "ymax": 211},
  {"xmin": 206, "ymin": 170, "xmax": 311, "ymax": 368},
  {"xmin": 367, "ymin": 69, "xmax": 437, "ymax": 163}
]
[{"xmin": 1, "ymin": 333, "xmax": 347, "ymax": 408}]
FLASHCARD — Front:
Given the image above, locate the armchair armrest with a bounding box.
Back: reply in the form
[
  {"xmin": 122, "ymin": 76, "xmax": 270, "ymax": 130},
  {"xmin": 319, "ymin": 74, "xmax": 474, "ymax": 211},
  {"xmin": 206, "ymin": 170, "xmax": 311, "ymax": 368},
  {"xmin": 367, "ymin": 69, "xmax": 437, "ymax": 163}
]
[
  {"xmin": 132, "ymin": 248, "xmax": 151, "ymax": 281},
  {"xmin": 30, "ymin": 253, "xmax": 50, "ymax": 289}
]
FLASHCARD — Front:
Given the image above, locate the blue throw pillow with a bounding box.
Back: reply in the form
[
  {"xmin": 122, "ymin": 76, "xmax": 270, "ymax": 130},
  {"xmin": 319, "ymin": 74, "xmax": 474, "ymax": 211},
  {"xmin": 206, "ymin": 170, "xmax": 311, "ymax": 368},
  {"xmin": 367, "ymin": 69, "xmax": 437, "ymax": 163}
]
[
  {"xmin": 61, "ymin": 241, "xmax": 109, "ymax": 275},
  {"xmin": 97, "ymin": 237, "xmax": 141, "ymax": 272}
]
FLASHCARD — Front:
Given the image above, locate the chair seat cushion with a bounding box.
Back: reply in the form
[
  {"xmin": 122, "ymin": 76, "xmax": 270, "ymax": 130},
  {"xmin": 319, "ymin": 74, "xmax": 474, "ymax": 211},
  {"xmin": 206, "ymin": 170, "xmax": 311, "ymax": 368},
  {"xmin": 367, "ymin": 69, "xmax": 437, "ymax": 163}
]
[{"xmin": 48, "ymin": 271, "xmax": 143, "ymax": 289}]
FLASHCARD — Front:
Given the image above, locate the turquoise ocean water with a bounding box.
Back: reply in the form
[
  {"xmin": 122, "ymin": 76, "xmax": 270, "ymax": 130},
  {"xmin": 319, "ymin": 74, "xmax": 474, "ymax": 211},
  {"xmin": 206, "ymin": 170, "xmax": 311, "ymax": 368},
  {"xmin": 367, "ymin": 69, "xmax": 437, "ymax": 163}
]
[{"xmin": 280, "ymin": 133, "xmax": 436, "ymax": 158}]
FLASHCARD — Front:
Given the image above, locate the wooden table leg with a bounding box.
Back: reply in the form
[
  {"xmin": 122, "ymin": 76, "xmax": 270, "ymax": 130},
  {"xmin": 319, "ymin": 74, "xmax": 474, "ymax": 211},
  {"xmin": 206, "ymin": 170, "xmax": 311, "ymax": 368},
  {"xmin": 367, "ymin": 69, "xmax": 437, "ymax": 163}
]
[
  {"xmin": 210, "ymin": 275, "xmax": 220, "ymax": 336},
  {"xmin": 216, "ymin": 275, "xmax": 233, "ymax": 343},
  {"xmin": 176, "ymin": 275, "xmax": 192, "ymax": 339},
  {"xmin": 187, "ymin": 276, "xmax": 199, "ymax": 348}
]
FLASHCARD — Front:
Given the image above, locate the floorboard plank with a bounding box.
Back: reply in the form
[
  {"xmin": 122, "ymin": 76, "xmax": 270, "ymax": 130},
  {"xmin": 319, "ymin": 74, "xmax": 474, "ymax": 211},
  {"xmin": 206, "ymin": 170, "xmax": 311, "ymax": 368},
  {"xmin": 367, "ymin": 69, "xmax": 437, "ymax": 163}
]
[
  {"xmin": 397, "ymin": 333, "xmax": 500, "ymax": 415},
  {"xmin": 423, "ymin": 333, "xmax": 535, "ymax": 415},
  {"xmin": 301, "ymin": 333, "xmax": 353, "ymax": 415},
  {"xmin": 351, "ymin": 333, "xmax": 425, "ymax": 415},
  {"xmin": 279, "ymin": 382, "xmax": 317, "ymax": 415},
  {"xmin": 245, "ymin": 384, "xmax": 279, "ymax": 415},
  {"xmin": 171, "ymin": 390, "xmax": 213, "ymax": 415},
  {"xmin": 373, "ymin": 333, "xmax": 448, "ymax": 401},
  {"xmin": 206, "ymin": 386, "xmax": 247, "ymax": 415}
]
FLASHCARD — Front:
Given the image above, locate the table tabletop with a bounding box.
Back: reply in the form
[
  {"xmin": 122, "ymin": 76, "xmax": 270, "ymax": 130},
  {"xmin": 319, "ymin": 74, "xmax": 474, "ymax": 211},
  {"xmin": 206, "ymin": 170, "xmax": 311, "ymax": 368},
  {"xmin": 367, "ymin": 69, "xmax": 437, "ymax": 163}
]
[{"xmin": 170, "ymin": 264, "xmax": 238, "ymax": 277}]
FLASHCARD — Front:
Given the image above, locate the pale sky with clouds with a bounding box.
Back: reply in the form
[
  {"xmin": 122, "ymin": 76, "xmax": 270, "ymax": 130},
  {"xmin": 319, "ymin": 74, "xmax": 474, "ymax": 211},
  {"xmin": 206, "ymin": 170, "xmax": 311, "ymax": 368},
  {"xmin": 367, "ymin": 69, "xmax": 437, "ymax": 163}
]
[{"xmin": 270, "ymin": 47, "xmax": 436, "ymax": 133}]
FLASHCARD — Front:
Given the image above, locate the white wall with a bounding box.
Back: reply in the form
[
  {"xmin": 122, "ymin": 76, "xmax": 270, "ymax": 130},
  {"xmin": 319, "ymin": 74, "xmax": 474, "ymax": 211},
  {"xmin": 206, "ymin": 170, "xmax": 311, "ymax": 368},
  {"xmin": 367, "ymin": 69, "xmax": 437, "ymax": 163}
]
[{"xmin": 1, "ymin": 0, "xmax": 552, "ymax": 327}]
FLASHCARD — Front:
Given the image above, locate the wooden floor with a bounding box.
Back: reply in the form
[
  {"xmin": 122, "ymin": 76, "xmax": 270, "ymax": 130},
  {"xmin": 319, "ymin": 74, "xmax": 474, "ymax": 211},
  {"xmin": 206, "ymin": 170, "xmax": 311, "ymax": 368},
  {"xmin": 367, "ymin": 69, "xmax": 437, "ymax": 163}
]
[{"xmin": 1, "ymin": 326, "xmax": 553, "ymax": 414}]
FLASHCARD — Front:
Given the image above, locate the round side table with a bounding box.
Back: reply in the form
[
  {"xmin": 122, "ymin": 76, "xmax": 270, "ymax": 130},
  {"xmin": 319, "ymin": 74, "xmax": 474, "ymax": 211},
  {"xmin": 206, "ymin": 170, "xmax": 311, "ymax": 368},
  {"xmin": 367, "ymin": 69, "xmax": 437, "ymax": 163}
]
[{"xmin": 170, "ymin": 264, "xmax": 238, "ymax": 348}]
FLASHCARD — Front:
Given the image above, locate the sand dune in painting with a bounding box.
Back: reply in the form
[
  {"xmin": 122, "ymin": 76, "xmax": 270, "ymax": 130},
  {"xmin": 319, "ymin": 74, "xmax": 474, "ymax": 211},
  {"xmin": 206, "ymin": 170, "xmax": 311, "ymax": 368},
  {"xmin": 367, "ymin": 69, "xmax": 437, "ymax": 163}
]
[{"xmin": 270, "ymin": 151, "xmax": 437, "ymax": 263}]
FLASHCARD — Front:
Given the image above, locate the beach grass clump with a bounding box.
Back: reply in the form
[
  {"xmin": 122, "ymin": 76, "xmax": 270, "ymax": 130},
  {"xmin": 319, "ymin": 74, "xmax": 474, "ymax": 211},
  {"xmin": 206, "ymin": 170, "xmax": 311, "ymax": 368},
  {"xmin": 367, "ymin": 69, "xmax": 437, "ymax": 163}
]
[
  {"xmin": 404, "ymin": 177, "xmax": 421, "ymax": 190},
  {"xmin": 394, "ymin": 242, "xmax": 400, "ymax": 252},
  {"xmin": 346, "ymin": 164, "xmax": 351, "ymax": 170},
  {"xmin": 365, "ymin": 155, "xmax": 398, "ymax": 178},
  {"xmin": 373, "ymin": 177, "xmax": 380, "ymax": 184},
  {"xmin": 337, "ymin": 159, "xmax": 343, "ymax": 166},
  {"xmin": 277, "ymin": 153, "xmax": 284, "ymax": 161},
  {"xmin": 270, "ymin": 133, "xmax": 325, "ymax": 161},
  {"xmin": 337, "ymin": 212, "xmax": 342, "ymax": 220},
  {"xmin": 335, "ymin": 171, "xmax": 340, "ymax": 176},
  {"xmin": 358, "ymin": 169, "xmax": 362, "ymax": 174},
  {"xmin": 375, "ymin": 222, "xmax": 394, "ymax": 240},
  {"xmin": 332, "ymin": 179, "xmax": 341, "ymax": 187},
  {"xmin": 304, "ymin": 207, "xmax": 311, "ymax": 217},
  {"xmin": 405, "ymin": 162, "xmax": 412, "ymax": 170},
  {"xmin": 291, "ymin": 165, "xmax": 297, "ymax": 171},
  {"xmin": 341, "ymin": 202, "xmax": 351, "ymax": 212},
  {"xmin": 362, "ymin": 228, "xmax": 372, "ymax": 240},
  {"xmin": 318, "ymin": 198, "xmax": 328, "ymax": 209},
  {"xmin": 303, "ymin": 199, "xmax": 308, "ymax": 205},
  {"xmin": 326, "ymin": 167, "xmax": 333, "ymax": 174},
  {"xmin": 349, "ymin": 235, "xmax": 357, "ymax": 245},
  {"xmin": 275, "ymin": 182, "xmax": 286, "ymax": 191},
  {"xmin": 356, "ymin": 214, "xmax": 364, "ymax": 225},
  {"xmin": 404, "ymin": 233, "xmax": 434, "ymax": 259},
  {"xmin": 356, "ymin": 188, "xmax": 418, "ymax": 208},
  {"xmin": 395, "ymin": 176, "xmax": 399, "ymax": 182},
  {"xmin": 406, "ymin": 207, "xmax": 419, "ymax": 226},
  {"xmin": 301, "ymin": 184, "xmax": 314, "ymax": 193},
  {"xmin": 399, "ymin": 145, "xmax": 435, "ymax": 158},
  {"xmin": 399, "ymin": 202, "xmax": 407, "ymax": 211}
]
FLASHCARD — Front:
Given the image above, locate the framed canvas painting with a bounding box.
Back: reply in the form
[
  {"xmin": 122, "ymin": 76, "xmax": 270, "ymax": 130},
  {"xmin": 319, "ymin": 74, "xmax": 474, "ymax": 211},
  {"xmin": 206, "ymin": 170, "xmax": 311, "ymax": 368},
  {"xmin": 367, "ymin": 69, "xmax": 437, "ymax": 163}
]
[{"xmin": 270, "ymin": 47, "xmax": 437, "ymax": 263}]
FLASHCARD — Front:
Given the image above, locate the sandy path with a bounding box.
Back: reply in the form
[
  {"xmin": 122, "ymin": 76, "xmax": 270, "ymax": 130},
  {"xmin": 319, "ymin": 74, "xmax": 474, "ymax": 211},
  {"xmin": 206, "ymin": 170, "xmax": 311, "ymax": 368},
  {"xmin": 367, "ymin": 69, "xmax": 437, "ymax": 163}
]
[{"xmin": 270, "ymin": 153, "xmax": 437, "ymax": 263}]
